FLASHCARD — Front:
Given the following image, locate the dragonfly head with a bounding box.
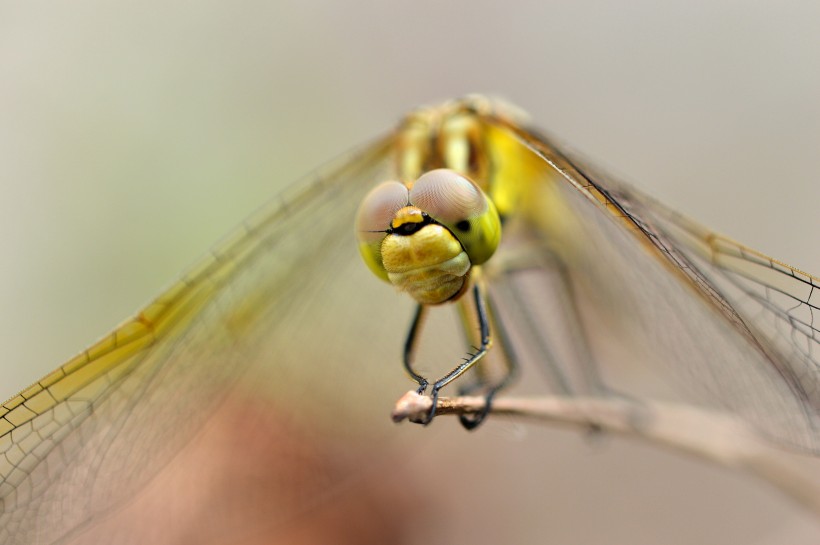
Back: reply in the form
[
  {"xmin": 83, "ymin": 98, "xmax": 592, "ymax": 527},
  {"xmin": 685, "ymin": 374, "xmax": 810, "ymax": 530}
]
[{"xmin": 355, "ymin": 169, "xmax": 501, "ymax": 305}]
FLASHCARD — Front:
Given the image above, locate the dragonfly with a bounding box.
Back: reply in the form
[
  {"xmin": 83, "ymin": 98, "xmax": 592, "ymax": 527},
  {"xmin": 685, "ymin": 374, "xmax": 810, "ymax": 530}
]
[{"xmin": 1, "ymin": 96, "xmax": 819, "ymax": 544}]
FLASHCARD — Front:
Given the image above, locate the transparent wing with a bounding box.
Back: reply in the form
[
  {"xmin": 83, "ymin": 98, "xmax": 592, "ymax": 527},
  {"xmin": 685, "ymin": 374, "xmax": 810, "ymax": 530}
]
[
  {"xmin": 0, "ymin": 134, "xmax": 414, "ymax": 545},
  {"xmin": 499, "ymin": 122, "xmax": 820, "ymax": 454},
  {"xmin": 5, "ymin": 106, "xmax": 818, "ymax": 545}
]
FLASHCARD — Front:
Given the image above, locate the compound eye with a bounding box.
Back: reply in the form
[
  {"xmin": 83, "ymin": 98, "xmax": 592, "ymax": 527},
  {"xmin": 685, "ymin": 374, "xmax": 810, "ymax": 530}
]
[
  {"xmin": 409, "ymin": 169, "xmax": 488, "ymax": 224},
  {"xmin": 355, "ymin": 181, "xmax": 409, "ymax": 244},
  {"xmin": 409, "ymin": 169, "xmax": 500, "ymax": 266}
]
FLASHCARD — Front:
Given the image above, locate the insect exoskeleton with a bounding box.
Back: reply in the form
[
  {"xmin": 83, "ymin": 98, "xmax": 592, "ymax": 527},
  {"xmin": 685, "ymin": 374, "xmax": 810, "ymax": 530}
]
[{"xmin": 355, "ymin": 169, "xmax": 501, "ymax": 305}]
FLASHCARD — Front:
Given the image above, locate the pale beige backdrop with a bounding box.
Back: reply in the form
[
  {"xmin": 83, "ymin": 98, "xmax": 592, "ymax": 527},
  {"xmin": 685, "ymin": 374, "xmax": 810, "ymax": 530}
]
[{"xmin": 1, "ymin": 1, "xmax": 819, "ymax": 544}]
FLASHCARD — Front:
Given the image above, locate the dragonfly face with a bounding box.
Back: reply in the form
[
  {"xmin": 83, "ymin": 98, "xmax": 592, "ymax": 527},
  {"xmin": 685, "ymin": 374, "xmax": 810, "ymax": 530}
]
[
  {"xmin": 355, "ymin": 170, "xmax": 501, "ymax": 304},
  {"xmin": 356, "ymin": 101, "xmax": 509, "ymax": 303},
  {"xmin": 355, "ymin": 101, "xmax": 516, "ymax": 426}
]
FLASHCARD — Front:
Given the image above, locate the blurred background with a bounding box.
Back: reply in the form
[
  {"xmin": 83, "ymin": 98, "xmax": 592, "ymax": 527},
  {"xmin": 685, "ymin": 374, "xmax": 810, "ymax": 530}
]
[{"xmin": 1, "ymin": 1, "xmax": 819, "ymax": 544}]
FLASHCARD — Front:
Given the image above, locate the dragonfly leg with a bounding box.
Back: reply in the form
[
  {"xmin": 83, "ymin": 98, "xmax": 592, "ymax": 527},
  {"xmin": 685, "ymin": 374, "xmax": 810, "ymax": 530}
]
[
  {"xmin": 403, "ymin": 304, "xmax": 430, "ymax": 395},
  {"xmin": 418, "ymin": 283, "xmax": 492, "ymax": 428},
  {"xmin": 488, "ymin": 244, "xmax": 648, "ymax": 430},
  {"xmin": 490, "ymin": 243, "xmax": 608, "ymax": 397},
  {"xmin": 551, "ymin": 258, "xmax": 645, "ymax": 408},
  {"xmin": 499, "ymin": 250, "xmax": 649, "ymax": 429},
  {"xmin": 405, "ymin": 282, "xmax": 515, "ymax": 428},
  {"xmin": 453, "ymin": 283, "xmax": 519, "ymax": 430}
]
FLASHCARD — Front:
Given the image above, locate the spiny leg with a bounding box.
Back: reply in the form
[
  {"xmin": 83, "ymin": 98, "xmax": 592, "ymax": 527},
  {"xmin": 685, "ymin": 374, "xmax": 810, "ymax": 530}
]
[
  {"xmin": 403, "ymin": 283, "xmax": 512, "ymax": 428},
  {"xmin": 403, "ymin": 304, "xmax": 430, "ymax": 394},
  {"xmin": 403, "ymin": 283, "xmax": 494, "ymax": 426},
  {"xmin": 549, "ymin": 257, "xmax": 650, "ymax": 427},
  {"xmin": 495, "ymin": 245, "xmax": 648, "ymax": 430},
  {"xmin": 416, "ymin": 283, "xmax": 492, "ymax": 427},
  {"xmin": 488, "ymin": 240, "xmax": 609, "ymax": 398},
  {"xmin": 455, "ymin": 284, "xmax": 519, "ymax": 430}
]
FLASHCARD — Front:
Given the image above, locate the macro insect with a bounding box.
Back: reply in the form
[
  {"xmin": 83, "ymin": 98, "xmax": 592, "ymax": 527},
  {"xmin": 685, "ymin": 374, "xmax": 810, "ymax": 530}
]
[{"xmin": 2, "ymin": 96, "xmax": 818, "ymax": 544}]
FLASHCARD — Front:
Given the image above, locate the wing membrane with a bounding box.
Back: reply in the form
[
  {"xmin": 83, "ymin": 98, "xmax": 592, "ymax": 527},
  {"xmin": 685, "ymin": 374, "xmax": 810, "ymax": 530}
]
[
  {"xmin": 0, "ymin": 134, "xmax": 403, "ymax": 545},
  {"xmin": 504, "ymin": 123, "xmax": 820, "ymax": 453}
]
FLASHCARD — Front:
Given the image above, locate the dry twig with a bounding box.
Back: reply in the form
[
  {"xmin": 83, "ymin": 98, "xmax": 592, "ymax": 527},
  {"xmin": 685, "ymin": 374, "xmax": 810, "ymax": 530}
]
[{"xmin": 392, "ymin": 391, "xmax": 820, "ymax": 517}]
